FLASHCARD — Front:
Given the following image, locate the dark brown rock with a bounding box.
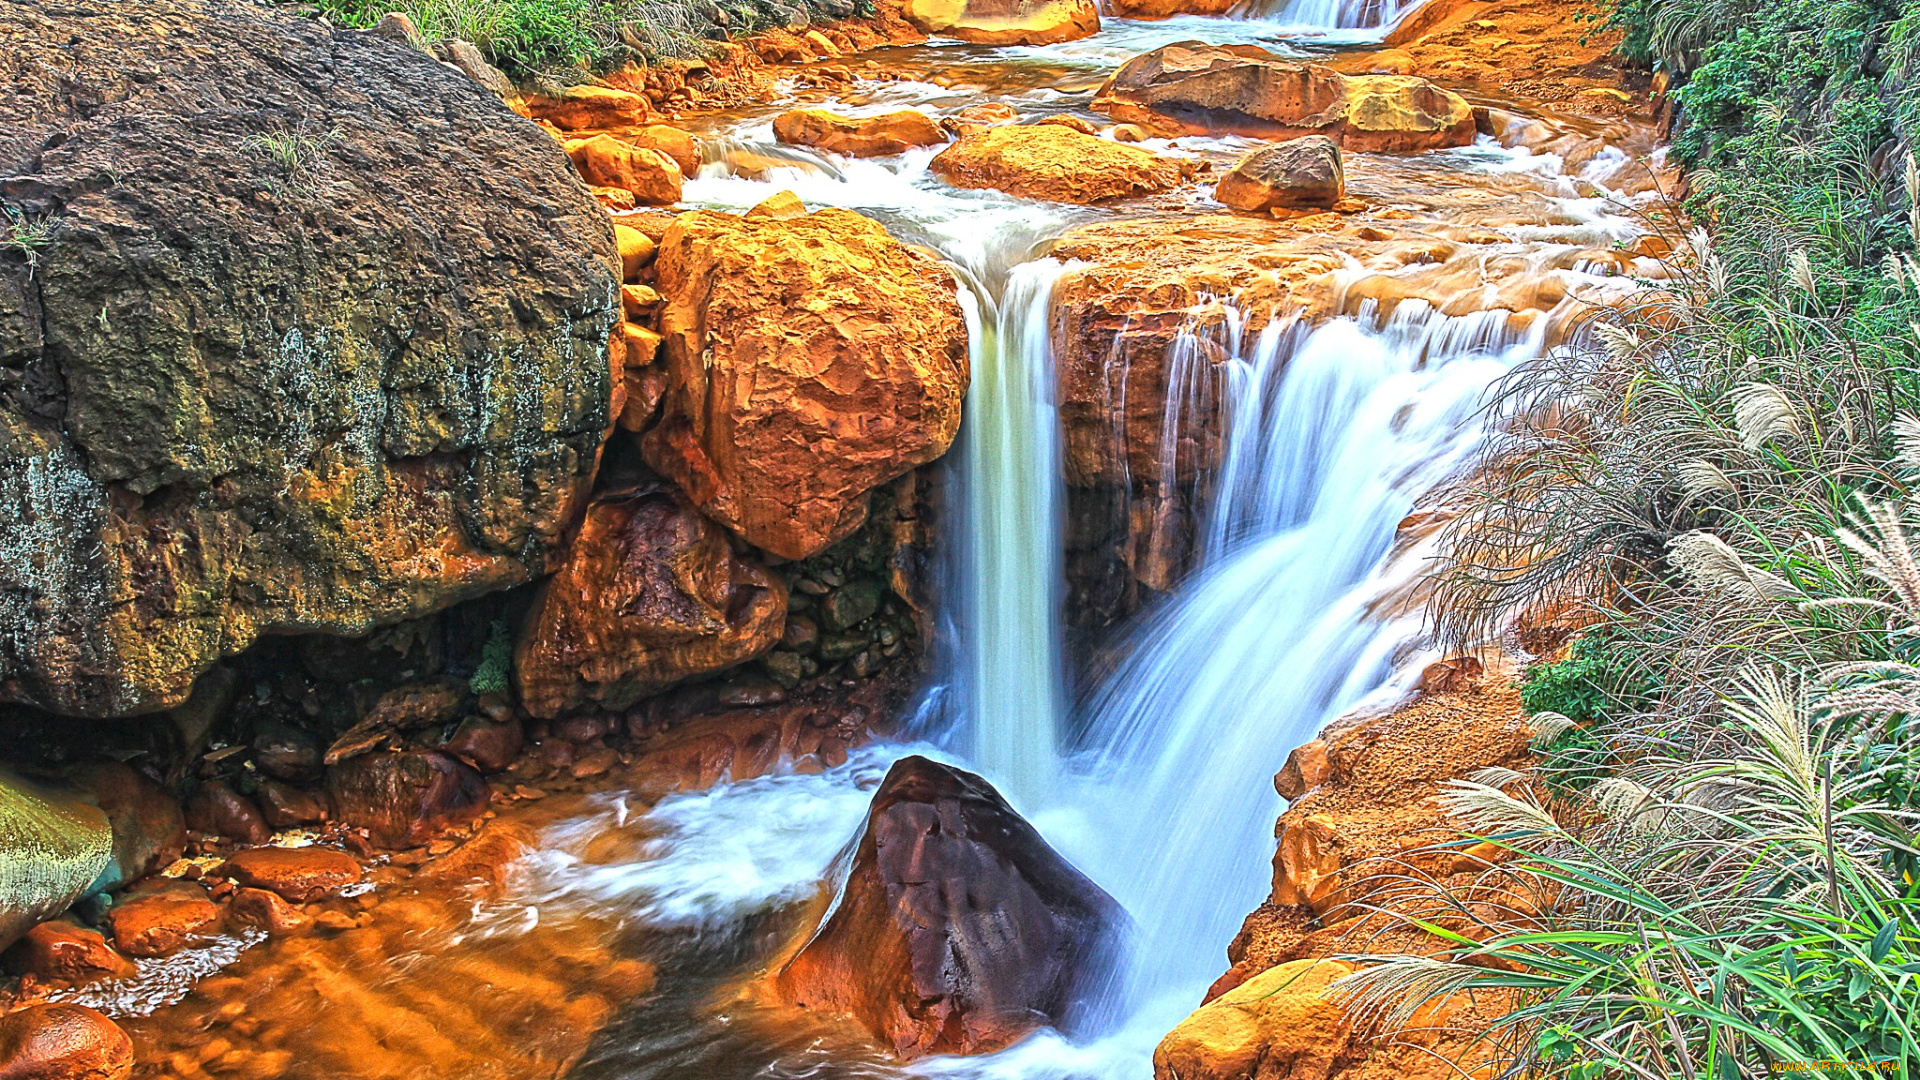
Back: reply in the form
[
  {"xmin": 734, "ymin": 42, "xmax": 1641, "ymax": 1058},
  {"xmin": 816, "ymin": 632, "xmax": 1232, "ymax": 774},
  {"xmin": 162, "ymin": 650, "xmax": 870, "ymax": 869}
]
[
  {"xmin": 1215, "ymin": 136, "xmax": 1344, "ymax": 212},
  {"xmin": 183, "ymin": 781, "xmax": 270, "ymax": 845},
  {"xmin": 0, "ymin": 0, "xmax": 619, "ymax": 718},
  {"xmin": 105, "ymin": 883, "xmax": 218, "ymax": 958},
  {"xmin": 773, "ymin": 756, "xmax": 1126, "ymax": 1059},
  {"xmin": 324, "ymin": 682, "xmax": 466, "ymax": 765},
  {"xmin": 250, "ymin": 720, "xmax": 322, "ymax": 782},
  {"xmin": 228, "ymin": 887, "xmax": 308, "ymax": 936},
  {"xmin": 221, "ymin": 846, "xmax": 360, "ymax": 903},
  {"xmin": 0, "ymin": 1004, "xmax": 133, "ymax": 1080},
  {"xmin": 65, "ymin": 762, "xmax": 184, "ymax": 895},
  {"xmin": 326, "ymin": 750, "xmax": 490, "ymax": 848},
  {"xmin": 441, "ymin": 716, "xmax": 525, "ymax": 773},
  {"xmin": 255, "ymin": 779, "xmax": 329, "ymax": 829},
  {"xmin": 514, "ymin": 492, "xmax": 788, "ymax": 718}
]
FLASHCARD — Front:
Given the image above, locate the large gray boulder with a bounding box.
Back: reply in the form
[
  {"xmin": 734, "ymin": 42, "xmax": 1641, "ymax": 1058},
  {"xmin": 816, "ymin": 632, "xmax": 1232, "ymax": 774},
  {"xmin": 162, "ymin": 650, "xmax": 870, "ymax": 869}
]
[{"xmin": 0, "ymin": 0, "xmax": 621, "ymax": 717}]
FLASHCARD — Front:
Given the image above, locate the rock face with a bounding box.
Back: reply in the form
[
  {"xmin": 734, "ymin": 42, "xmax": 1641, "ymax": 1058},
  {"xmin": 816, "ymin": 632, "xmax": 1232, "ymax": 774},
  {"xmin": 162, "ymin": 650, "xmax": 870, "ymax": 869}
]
[
  {"xmin": 1216, "ymin": 136, "xmax": 1344, "ymax": 211},
  {"xmin": 930, "ymin": 125, "xmax": 1194, "ymax": 204},
  {"xmin": 0, "ymin": 0, "xmax": 620, "ymax": 717},
  {"xmin": 0, "ymin": 1004, "xmax": 134, "ymax": 1080},
  {"xmin": 514, "ymin": 490, "xmax": 789, "ymax": 718},
  {"xmin": 1092, "ymin": 42, "xmax": 1476, "ymax": 151},
  {"xmin": 773, "ymin": 756, "xmax": 1126, "ymax": 1060},
  {"xmin": 1106, "ymin": 0, "xmax": 1237, "ymax": 15},
  {"xmin": 773, "ymin": 109, "xmax": 948, "ymax": 157},
  {"xmin": 900, "ymin": 0, "xmax": 1100, "ymax": 45},
  {"xmin": 643, "ymin": 209, "xmax": 969, "ymax": 560},
  {"xmin": 1153, "ymin": 959, "xmax": 1356, "ymax": 1080},
  {"xmin": 0, "ymin": 776, "xmax": 111, "ymax": 950}
]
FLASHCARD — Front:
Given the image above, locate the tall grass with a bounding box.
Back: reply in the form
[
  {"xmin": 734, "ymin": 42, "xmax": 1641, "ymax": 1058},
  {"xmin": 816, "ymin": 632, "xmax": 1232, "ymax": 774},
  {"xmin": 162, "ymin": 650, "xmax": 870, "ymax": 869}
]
[{"xmin": 1338, "ymin": 0, "xmax": 1920, "ymax": 1071}]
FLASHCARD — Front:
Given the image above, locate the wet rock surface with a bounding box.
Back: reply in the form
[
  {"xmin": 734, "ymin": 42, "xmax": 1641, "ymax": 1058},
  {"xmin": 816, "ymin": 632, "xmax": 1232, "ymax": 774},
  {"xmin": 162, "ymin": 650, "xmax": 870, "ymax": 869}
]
[
  {"xmin": 1216, "ymin": 135, "xmax": 1345, "ymax": 212},
  {"xmin": 0, "ymin": 0, "xmax": 619, "ymax": 717},
  {"xmin": 325, "ymin": 750, "xmax": 490, "ymax": 848},
  {"xmin": 773, "ymin": 756, "xmax": 1127, "ymax": 1059},
  {"xmin": 644, "ymin": 207, "xmax": 969, "ymax": 560},
  {"xmin": 0, "ymin": 1003, "xmax": 133, "ymax": 1080},
  {"xmin": 774, "ymin": 109, "xmax": 948, "ymax": 156}
]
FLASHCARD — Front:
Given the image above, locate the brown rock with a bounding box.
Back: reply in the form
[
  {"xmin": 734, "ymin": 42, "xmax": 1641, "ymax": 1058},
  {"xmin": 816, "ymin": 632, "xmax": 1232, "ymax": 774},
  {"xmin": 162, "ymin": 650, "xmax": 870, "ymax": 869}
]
[
  {"xmin": 221, "ymin": 846, "xmax": 361, "ymax": 903},
  {"xmin": 930, "ymin": 124, "xmax": 1192, "ymax": 204},
  {"xmin": 324, "ymin": 681, "xmax": 465, "ymax": 764},
  {"xmin": 1363, "ymin": 47, "xmax": 1418, "ymax": 75},
  {"xmin": 65, "ymin": 762, "xmax": 185, "ymax": 894},
  {"xmin": 567, "ymin": 134, "xmax": 683, "ymax": 206},
  {"xmin": 255, "ymin": 779, "xmax": 329, "ymax": 829},
  {"xmin": 773, "ymin": 756, "xmax": 1125, "ymax": 1060},
  {"xmin": 643, "ymin": 208, "xmax": 969, "ymax": 559},
  {"xmin": 1274, "ymin": 739, "xmax": 1330, "ymax": 801},
  {"xmin": 514, "ymin": 492, "xmax": 788, "ymax": 717},
  {"xmin": 228, "ymin": 887, "xmax": 308, "ymax": 935},
  {"xmin": 1271, "ymin": 814, "xmax": 1345, "ymax": 914},
  {"xmin": 325, "ymin": 750, "xmax": 490, "ymax": 848},
  {"xmin": 441, "ymin": 716, "xmax": 525, "ymax": 773},
  {"xmin": 1152, "ymin": 959, "xmax": 1354, "ymax": 1080},
  {"xmin": 774, "ymin": 109, "xmax": 946, "ymax": 157},
  {"xmin": 1215, "ymin": 135, "xmax": 1344, "ymax": 212},
  {"xmin": 521, "ymin": 84, "xmax": 650, "ymax": 129},
  {"xmin": 183, "ymin": 780, "xmax": 270, "ymax": 845},
  {"xmin": 5, "ymin": 922, "xmax": 136, "ymax": 985},
  {"xmin": 1419, "ymin": 654, "xmax": 1484, "ymax": 694},
  {"xmin": 0, "ymin": 1004, "xmax": 134, "ymax": 1080},
  {"xmin": 1092, "ymin": 42, "xmax": 1475, "ymax": 151},
  {"xmin": 106, "ymin": 883, "xmax": 219, "ymax": 957},
  {"xmin": 900, "ymin": 0, "xmax": 1099, "ymax": 45},
  {"xmin": 1106, "ymin": 0, "xmax": 1234, "ymax": 15}
]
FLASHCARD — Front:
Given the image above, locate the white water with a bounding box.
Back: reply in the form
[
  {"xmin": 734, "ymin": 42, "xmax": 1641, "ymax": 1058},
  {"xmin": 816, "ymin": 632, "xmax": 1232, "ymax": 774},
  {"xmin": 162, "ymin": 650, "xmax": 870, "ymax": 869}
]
[{"xmin": 956, "ymin": 263, "xmax": 1075, "ymax": 804}]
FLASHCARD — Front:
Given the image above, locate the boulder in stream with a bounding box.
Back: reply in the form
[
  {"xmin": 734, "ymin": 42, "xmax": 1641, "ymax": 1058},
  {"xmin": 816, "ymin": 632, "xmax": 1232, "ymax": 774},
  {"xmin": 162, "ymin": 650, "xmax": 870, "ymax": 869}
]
[
  {"xmin": 0, "ymin": 1004, "xmax": 134, "ymax": 1080},
  {"xmin": 0, "ymin": 0, "xmax": 619, "ymax": 718},
  {"xmin": 930, "ymin": 124, "xmax": 1195, "ymax": 204},
  {"xmin": 1216, "ymin": 135, "xmax": 1345, "ymax": 212},
  {"xmin": 772, "ymin": 756, "xmax": 1127, "ymax": 1059},
  {"xmin": 0, "ymin": 775, "xmax": 112, "ymax": 950},
  {"xmin": 899, "ymin": 0, "xmax": 1101, "ymax": 46}
]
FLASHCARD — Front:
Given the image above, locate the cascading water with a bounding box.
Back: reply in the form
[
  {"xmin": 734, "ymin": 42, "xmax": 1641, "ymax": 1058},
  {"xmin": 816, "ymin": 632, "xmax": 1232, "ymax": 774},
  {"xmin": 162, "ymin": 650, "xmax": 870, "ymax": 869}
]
[
  {"xmin": 1254, "ymin": 0, "xmax": 1423, "ymax": 30},
  {"xmin": 953, "ymin": 261, "xmax": 1075, "ymax": 806}
]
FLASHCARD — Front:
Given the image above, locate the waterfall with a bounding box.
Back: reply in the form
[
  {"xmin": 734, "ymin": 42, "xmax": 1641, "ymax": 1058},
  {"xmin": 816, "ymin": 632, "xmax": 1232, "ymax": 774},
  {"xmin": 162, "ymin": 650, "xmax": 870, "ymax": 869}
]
[
  {"xmin": 1065, "ymin": 306, "xmax": 1545, "ymax": 1010},
  {"xmin": 952, "ymin": 260, "xmax": 1075, "ymax": 808},
  {"xmin": 1255, "ymin": 0, "xmax": 1424, "ymax": 30}
]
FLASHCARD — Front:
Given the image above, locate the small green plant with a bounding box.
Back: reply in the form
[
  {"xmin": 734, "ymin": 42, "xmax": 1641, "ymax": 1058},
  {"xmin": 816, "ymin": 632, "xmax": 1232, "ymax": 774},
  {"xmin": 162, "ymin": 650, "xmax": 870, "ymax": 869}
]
[
  {"xmin": 2, "ymin": 205, "xmax": 57, "ymax": 277},
  {"xmin": 244, "ymin": 126, "xmax": 343, "ymax": 196},
  {"xmin": 469, "ymin": 618, "xmax": 512, "ymax": 696}
]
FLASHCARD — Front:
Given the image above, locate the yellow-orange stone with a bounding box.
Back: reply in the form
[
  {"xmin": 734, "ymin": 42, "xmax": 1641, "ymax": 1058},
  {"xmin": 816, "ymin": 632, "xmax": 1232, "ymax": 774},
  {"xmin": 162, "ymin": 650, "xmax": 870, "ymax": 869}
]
[
  {"xmin": 930, "ymin": 124, "xmax": 1192, "ymax": 204},
  {"xmin": 1154, "ymin": 959, "xmax": 1356, "ymax": 1080},
  {"xmin": 773, "ymin": 108, "xmax": 947, "ymax": 157}
]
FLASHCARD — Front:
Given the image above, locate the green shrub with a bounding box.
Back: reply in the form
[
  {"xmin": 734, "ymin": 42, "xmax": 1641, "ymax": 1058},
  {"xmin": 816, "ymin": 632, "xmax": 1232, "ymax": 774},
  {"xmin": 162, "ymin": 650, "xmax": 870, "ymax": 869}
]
[{"xmin": 469, "ymin": 618, "xmax": 512, "ymax": 697}]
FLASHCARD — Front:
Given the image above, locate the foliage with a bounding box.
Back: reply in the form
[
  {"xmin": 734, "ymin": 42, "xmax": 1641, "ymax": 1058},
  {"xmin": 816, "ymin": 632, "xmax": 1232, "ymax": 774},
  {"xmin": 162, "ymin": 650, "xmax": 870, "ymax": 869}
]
[
  {"xmin": 1, "ymin": 205, "xmax": 57, "ymax": 278},
  {"xmin": 469, "ymin": 618, "xmax": 512, "ymax": 696},
  {"xmin": 308, "ymin": 0, "xmax": 870, "ymax": 81}
]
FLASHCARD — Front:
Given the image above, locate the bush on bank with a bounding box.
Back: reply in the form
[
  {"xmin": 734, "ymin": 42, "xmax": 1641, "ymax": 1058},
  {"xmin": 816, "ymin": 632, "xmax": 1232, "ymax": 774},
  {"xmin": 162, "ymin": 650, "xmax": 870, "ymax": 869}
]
[
  {"xmin": 1349, "ymin": 0, "xmax": 1920, "ymax": 1074},
  {"xmin": 307, "ymin": 0, "xmax": 869, "ymax": 79}
]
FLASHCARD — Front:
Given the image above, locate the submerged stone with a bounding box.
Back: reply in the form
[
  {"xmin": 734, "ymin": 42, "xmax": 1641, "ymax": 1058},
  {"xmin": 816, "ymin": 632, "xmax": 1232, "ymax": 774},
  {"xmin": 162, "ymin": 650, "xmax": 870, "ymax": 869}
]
[{"xmin": 773, "ymin": 756, "xmax": 1127, "ymax": 1059}]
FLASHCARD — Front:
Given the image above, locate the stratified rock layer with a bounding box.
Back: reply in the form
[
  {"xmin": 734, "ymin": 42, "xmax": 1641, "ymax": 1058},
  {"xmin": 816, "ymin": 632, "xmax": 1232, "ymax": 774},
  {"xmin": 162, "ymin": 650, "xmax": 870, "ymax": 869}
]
[
  {"xmin": 514, "ymin": 490, "xmax": 788, "ymax": 718},
  {"xmin": 0, "ymin": 0, "xmax": 620, "ymax": 717},
  {"xmin": 643, "ymin": 209, "xmax": 969, "ymax": 560},
  {"xmin": 1093, "ymin": 41, "xmax": 1476, "ymax": 151},
  {"xmin": 774, "ymin": 756, "xmax": 1126, "ymax": 1059}
]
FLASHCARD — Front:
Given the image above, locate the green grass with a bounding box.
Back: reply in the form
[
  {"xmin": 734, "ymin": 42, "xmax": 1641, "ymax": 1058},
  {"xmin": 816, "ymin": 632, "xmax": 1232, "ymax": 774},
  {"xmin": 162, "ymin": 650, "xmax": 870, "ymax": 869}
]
[
  {"xmin": 310, "ymin": 0, "xmax": 870, "ymax": 81},
  {"xmin": 1, "ymin": 205, "xmax": 57, "ymax": 277}
]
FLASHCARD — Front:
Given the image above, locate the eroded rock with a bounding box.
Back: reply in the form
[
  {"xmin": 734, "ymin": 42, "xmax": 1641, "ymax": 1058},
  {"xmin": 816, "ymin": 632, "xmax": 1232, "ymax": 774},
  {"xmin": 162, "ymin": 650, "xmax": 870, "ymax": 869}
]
[
  {"xmin": 1093, "ymin": 41, "xmax": 1475, "ymax": 151},
  {"xmin": 221, "ymin": 846, "xmax": 361, "ymax": 903},
  {"xmin": 773, "ymin": 756, "xmax": 1126, "ymax": 1059},
  {"xmin": 900, "ymin": 0, "xmax": 1100, "ymax": 45},
  {"xmin": 643, "ymin": 209, "xmax": 969, "ymax": 560},
  {"xmin": 0, "ymin": 0, "xmax": 619, "ymax": 717},
  {"xmin": 326, "ymin": 750, "xmax": 489, "ymax": 848},
  {"xmin": 1216, "ymin": 135, "xmax": 1344, "ymax": 211},
  {"xmin": 0, "ymin": 1004, "xmax": 134, "ymax": 1080},
  {"xmin": 1153, "ymin": 959, "xmax": 1355, "ymax": 1080},
  {"xmin": 106, "ymin": 883, "xmax": 219, "ymax": 958},
  {"xmin": 931, "ymin": 124, "xmax": 1194, "ymax": 204},
  {"xmin": 514, "ymin": 491, "xmax": 788, "ymax": 718},
  {"xmin": 774, "ymin": 109, "xmax": 947, "ymax": 157}
]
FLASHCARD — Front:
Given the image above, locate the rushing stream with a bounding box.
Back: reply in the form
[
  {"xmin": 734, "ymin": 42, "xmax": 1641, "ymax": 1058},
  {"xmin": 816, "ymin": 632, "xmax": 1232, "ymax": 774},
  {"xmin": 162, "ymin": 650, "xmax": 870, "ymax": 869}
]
[{"xmin": 108, "ymin": 5, "xmax": 1671, "ymax": 1078}]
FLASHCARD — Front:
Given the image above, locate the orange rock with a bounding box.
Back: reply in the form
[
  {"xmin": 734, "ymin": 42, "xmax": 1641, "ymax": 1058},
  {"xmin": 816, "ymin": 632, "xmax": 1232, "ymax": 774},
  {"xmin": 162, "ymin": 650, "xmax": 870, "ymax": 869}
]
[
  {"xmin": 642, "ymin": 208, "xmax": 969, "ymax": 559},
  {"xmin": 221, "ymin": 846, "xmax": 361, "ymax": 903},
  {"xmin": 413, "ymin": 821, "xmax": 536, "ymax": 893},
  {"xmin": 106, "ymin": 883, "xmax": 219, "ymax": 957},
  {"xmin": 1215, "ymin": 135, "xmax": 1344, "ymax": 212},
  {"xmin": 1271, "ymin": 813, "xmax": 1345, "ymax": 913},
  {"xmin": 930, "ymin": 124, "xmax": 1192, "ymax": 204},
  {"xmin": 0, "ymin": 1004, "xmax": 134, "ymax": 1080},
  {"xmin": 614, "ymin": 224, "xmax": 656, "ymax": 283},
  {"xmin": 899, "ymin": 0, "xmax": 1099, "ymax": 45},
  {"xmin": 952, "ymin": 102, "xmax": 1018, "ymax": 127},
  {"xmin": 1152, "ymin": 959, "xmax": 1355, "ymax": 1080},
  {"xmin": 1105, "ymin": 0, "xmax": 1235, "ymax": 15},
  {"xmin": 567, "ymin": 135, "xmax": 682, "ymax": 206},
  {"xmin": 744, "ymin": 191, "xmax": 807, "ymax": 220},
  {"xmin": 772, "ymin": 108, "xmax": 946, "ymax": 157},
  {"xmin": 1418, "ymin": 654, "xmax": 1484, "ymax": 693},
  {"xmin": 1093, "ymin": 42, "xmax": 1476, "ymax": 151},
  {"xmin": 514, "ymin": 492, "xmax": 789, "ymax": 717},
  {"xmin": 1364, "ymin": 47, "xmax": 1418, "ymax": 74},
  {"xmin": 1036, "ymin": 114, "xmax": 1098, "ymax": 134},
  {"xmin": 1274, "ymin": 739, "xmax": 1330, "ymax": 801},
  {"xmin": 627, "ymin": 124, "xmax": 702, "ymax": 177},
  {"xmin": 521, "ymin": 85, "xmax": 650, "ymax": 130},
  {"xmin": 229, "ymin": 887, "xmax": 309, "ymax": 935},
  {"xmin": 6, "ymin": 921, "xmax": 137, "ymax": 985}
]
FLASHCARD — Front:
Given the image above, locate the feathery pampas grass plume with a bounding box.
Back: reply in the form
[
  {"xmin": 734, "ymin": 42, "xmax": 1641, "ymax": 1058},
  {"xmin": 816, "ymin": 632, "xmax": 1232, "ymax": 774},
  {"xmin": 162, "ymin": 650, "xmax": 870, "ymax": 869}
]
[
  {"xmin": 1730, "ymin": 382, "xmax": 1802, "ymax": 451},
  {"xmin": 1667, "ymin": 531, "xmax": 1792, "ymax": 600}
]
